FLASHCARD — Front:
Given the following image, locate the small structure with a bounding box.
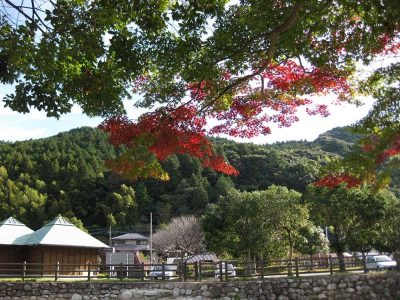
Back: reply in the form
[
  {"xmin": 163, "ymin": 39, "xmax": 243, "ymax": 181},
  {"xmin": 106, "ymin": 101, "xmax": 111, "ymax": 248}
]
[
  {"xmin": 317, "ymin": 252, "xmax": 354, "ymax": 268},
  {"xmin": 104, "ymin": 233, "xmax": 151, "ymax": 278},
  {"xmin": 22, "ymin": 216, "xmax": 109, "ymax": 275},
  {"xmin": 0, "ymin": 217, "xmax": 33, "ymax": 273},
  {"xmin": 106, "ymin": 233, "xmax": 150, "ymax": 265},
  {"xmin": 185, "ymin": 253, "xmax": 218, "ymax": 264},
  {"xmin": 112, "ymin": 233, "xmax": 149, "ymax": 250}
]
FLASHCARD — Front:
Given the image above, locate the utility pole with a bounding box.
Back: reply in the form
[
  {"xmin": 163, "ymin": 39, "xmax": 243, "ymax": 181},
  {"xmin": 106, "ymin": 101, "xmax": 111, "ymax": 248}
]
[
  {"xmin": 109, "ymin": 225, "xmax": 112, "ymax": 247},
  {"xmin": 150, "ymin": 212, "xmax": 153, "ymax": 263}
]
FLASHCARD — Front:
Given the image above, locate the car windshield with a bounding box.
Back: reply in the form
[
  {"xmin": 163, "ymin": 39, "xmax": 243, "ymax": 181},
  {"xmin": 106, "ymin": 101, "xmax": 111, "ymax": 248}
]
[{"xmin": 374, "ymin": 256, "xmax": 391, "ymax": 262}]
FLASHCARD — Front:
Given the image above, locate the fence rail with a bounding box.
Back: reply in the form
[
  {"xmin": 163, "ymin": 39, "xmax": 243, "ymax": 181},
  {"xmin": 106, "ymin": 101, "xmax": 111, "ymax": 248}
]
[{"xmin": 0, "ymin": 255, "xmax": 371, "ymax": 282}]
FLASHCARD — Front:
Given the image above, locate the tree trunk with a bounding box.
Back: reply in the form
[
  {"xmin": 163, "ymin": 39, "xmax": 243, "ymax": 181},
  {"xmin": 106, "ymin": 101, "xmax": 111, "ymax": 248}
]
[
  {"xmin": 394, "ymin": 251, "xmax": 400, "ymax": 271},
  {"xmin": 361, "ymin": 251, "xmax": 367, "ymax": 273},
  {"xmin": 337, "ymin": 252, "xmax": 346, "ymax": 272},
  {"xmin": 287, "ymin": 229, "xmax": 293, "ymax": 276},
  {"xmin": 244, "ymin": 249, "xmax": 252, "ymax": 275}
]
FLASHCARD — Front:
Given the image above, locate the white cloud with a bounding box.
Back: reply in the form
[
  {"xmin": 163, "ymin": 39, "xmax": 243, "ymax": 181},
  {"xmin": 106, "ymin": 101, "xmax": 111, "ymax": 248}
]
[
  {"xmin": 0, "ymin": 127, "xmax": 47, "ymax": 142},
  {"xmin": 0, "ymin": 106, "xmax": 49, "ymax": 121}
]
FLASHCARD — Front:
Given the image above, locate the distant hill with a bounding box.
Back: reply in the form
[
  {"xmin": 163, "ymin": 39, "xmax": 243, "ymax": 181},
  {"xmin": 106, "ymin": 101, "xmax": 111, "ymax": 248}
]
[
  {"xmin": 0, "ymin": 125, "xmax": 360, "ymax": 234},
  {"xmin": 313, "ymin": 126, "xmax": 361, "ymax": 156}
]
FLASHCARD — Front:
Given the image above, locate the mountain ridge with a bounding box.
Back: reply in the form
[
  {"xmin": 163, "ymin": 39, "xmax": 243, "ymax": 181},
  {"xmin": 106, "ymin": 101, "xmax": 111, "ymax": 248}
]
[{"xmin": 0, "ymin": 125, "xmax": 356, "ymax": 232}]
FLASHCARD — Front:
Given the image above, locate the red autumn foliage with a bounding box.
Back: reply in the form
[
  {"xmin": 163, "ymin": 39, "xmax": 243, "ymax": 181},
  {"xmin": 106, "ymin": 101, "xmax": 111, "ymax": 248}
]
[
  {"xmin": 99, "ymin": 106, "xmax": 239, "ymax": 177},
  {"xmin": 187, "ymin": 81, "xmax": 213, "ymax": 101},
  {"xmin": 373, "ymin": 33, "xmax": 400, "ymax": 55},
  {"xmin": 315, "ymin": 134, "xmax": 400, "ymax": 189},
  {"xmin": 101, "ymin": 60, "xmax": 354, "ymax": 179},
  {"xmin": 306, "ymin": 104, "xmax": 330, "ymax": 117},
  {"xmin": 99, "ymin": 60, "xmax": 350, "ymax": 175},
  {"xmin": 206, "ymin": 60, "xmax": 349, "ymax": 138},
  {"xmin": 262, "ymin": 61, "xmax": 351, "ymax": 96},
  {"xmin": 314, "ymin": 173, "xmax": 361, "ymax": 189},
  {"xmin": 375, "ymin": 135, "xmax": 400, "ymax": 165}
]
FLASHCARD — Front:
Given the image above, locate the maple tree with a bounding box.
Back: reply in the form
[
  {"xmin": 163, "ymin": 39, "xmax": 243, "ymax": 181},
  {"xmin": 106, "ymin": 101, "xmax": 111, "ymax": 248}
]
[
  {"xmin": 315, "ymin": 61, "xmax": 400, "ymax": 189},
  {"xmin": 98, "ymin": 107, "xmax": 238, "ymax": 180},
  {"xmin": 1, "ymin": 0, "xmax": 399, "ymax": 179}
]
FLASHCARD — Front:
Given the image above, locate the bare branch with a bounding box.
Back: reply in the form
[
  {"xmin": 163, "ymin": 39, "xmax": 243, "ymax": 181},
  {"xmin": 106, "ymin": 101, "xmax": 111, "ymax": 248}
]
[
  {"xmin": 152, "ymin": 215, "xmax": 205, "ymax": 256},
  {"xmin": 2, "ymin": 0, "xmax": 50, "ymax": 33},
  {"xmin": 3, "ymin": 0, "xmax": 44, "ymax": 33},
  {"xmin": 31, "ymin": 0, "xmax": 34, "ymax": 21}
]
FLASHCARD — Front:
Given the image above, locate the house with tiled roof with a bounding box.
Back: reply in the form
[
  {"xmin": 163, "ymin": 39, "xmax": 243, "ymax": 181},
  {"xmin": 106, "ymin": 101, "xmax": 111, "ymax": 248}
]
[
  {"xmin": 106, "ymin": 232, "xmax": 150, "ymax": 265},
  {"xmin": 112, "ymin": 233, "xmax": 149, "ymax": 251}
]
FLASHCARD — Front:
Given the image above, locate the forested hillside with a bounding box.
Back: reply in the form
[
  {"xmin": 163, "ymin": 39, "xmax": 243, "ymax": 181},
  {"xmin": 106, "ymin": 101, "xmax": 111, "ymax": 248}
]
[{"xmin": 0, "ymin": 126, "xmax": 357, "ymax": 235}]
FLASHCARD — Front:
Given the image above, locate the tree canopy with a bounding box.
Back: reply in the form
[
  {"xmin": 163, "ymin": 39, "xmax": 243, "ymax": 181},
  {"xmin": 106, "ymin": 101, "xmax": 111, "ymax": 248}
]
[
  {"xmin": 305, "ymin": 184, "xmax": 396, "ymax": 270},
  {"xmin": 202, "ymin": 185, "xmax": 327, "ymax": 260},
  {"xmin": 321, "ymin": 62, "xmax": 400, "ymax": 189},
  {"xmin": 1, "ymin": 0, "xmax": 399, "ymax": 179}
]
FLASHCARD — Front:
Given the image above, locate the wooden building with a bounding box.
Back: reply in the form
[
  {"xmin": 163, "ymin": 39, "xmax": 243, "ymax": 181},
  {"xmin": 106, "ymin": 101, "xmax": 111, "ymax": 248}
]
[
  {"xmin": 21, "ymin": 216, "xmax": 109, "ymax": 275},
  {"xmin": 0, "ymin": 217, "xmax": 33, "ymax": 274}
]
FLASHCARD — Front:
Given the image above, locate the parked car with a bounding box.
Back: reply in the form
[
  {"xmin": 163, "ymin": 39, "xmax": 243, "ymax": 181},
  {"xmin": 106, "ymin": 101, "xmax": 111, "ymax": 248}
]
[
  {"xmin": 215, "ymin": 263, "xmax": 236, "ymax": 278},
  {"xmin": 365, "ymin": 255, "xmax": 397, "ymax": 271},
  {"xmin": 148, "ymin": 264, "xmax": 177, "ymax": 279}
]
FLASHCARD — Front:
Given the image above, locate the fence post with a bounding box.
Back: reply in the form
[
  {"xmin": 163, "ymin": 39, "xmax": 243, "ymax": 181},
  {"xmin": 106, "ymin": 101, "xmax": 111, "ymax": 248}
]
[
  {"xmin": 141, "ymin": 262, "xmax": 145, "ymax": 281},
  {"xmin": 162, "ymin": 262, "xmax": 165, "ymax": 280},
  {"xmin": 295, "ymin": 257, "xmax": 299, "ymax": 278},
  {"xmin": 198, "ymin": 261, "xmax": 202, "ymax": 281},
  {"xmin": 55, "ymin": 261, "xmax": 59, "ymax": 281},
  {"xmin": 194, "ymin": 262, "xmax": 198, "ymax": 281},
  {"xmin": 219, "ymin": 261, "xmax": 223, "ymax": 282},
  {"xmin": 328, "ymin": 255, "xmax": 333, "ymax": 276},
  {"xmin": 260, "ymin": 259, "xmax": 264, "ymax": 279},
  {"xmin": 22, "ymin": 261, "xmax": 26, "ymax": 281},
  {"xmin": 87, "ymin": 262, "xmax": 91, "ymax": 281},
  {"xmin": 225, "ymin": 261, "xmax": 229, "ymax": 282},
  {"xmin": 183, "ymin": 262, "xmax": 187, "ymax": 282},
  {"xmin": 287, "ymin": 259, "xmax": 293, "ymax": 277},
  {"xmin": 118, "ymin": 262, "xmax": 123, "ymax": 280},
  {"xmin": 178, "ymin": 262, "xmax": 182, "ymax": 281}
]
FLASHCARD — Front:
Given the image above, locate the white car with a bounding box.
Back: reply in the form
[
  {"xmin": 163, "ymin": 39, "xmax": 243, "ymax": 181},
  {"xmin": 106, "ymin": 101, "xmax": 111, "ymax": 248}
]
[
  {"xmin": 215, "ymin": 263, "xmax": 236, "ymax": 278},
  {"xmin": 365, "ymin": 255, "xmax": 397, "ymax": 271},
  {"xmin": 148, "ymin": 264, "xmax": 177, "ymax": 280}
]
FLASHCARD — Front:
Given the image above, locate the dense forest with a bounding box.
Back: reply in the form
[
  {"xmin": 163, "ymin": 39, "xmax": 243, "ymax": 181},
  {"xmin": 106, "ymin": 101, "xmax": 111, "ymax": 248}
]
[{"xmin": 0, "ymin": 126, "xmax": 393, "ymax": 239}]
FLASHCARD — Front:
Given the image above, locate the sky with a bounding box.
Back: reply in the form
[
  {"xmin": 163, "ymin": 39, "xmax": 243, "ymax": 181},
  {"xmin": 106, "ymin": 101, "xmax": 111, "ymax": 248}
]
[{"xmin": 0, "ymin": 81, "xmax": 374, "ymax": 144}]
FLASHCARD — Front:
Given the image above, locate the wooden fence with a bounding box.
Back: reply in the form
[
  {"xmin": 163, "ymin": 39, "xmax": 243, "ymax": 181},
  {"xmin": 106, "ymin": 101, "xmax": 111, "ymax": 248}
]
[{"xmin": 0, "ymin": 255, "xmax": 369, "ymax": 282}]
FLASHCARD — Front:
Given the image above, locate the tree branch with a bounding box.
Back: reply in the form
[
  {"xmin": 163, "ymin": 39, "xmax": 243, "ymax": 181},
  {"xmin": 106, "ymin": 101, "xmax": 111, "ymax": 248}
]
[
  {"xmin": 197, "ymin": 0, "xmax": 305, "ymax": 113},
  {"xmin": 3, "ymin": 0, "xmax": 48, "ymax": 34}
]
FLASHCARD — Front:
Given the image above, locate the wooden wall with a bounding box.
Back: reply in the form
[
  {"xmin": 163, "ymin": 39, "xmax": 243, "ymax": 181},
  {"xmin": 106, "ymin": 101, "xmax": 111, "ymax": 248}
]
[
  {"xmin": 0, "ymin": 246, "xmax": 23, "ymax": 274},
  {"xmin": 0, "ymin": 246, "xmax": 99, "ymax": 275},
  {"xmin": 28, "ymin": 246, "xmax": 98, "ymax": 275}
]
